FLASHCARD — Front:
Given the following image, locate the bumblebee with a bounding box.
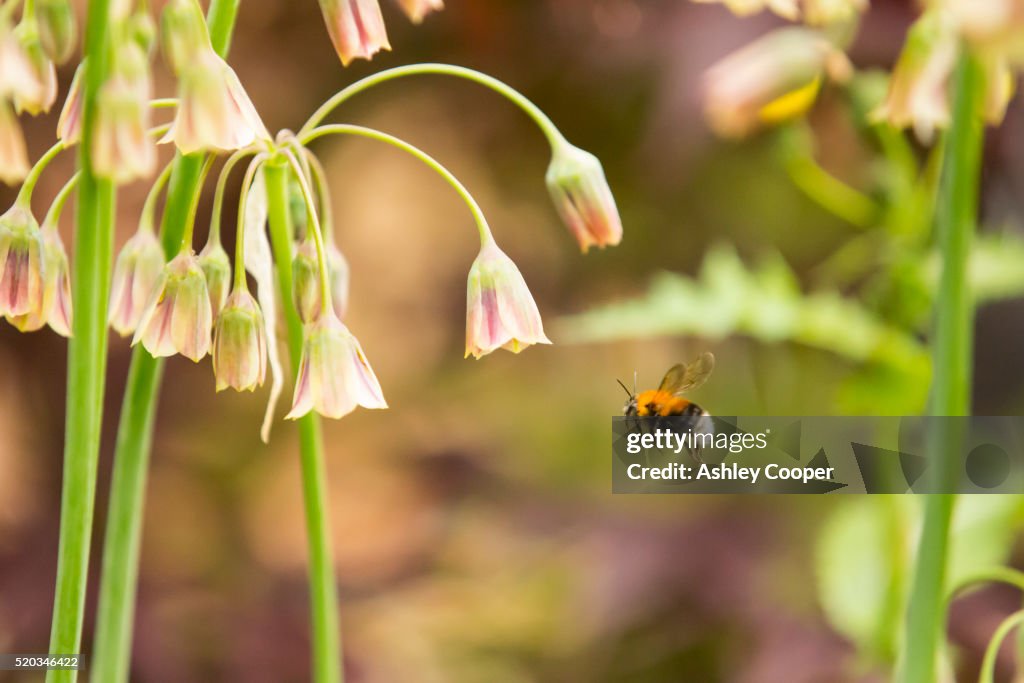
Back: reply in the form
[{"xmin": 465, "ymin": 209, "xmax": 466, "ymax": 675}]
[{"xmin": 620, "ymin": 352, "xmax": 715, "ymax": 418}]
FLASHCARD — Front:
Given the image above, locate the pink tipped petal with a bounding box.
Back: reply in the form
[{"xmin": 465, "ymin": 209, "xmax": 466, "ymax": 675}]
[{"xmin": 319, "ymin": 0, "xmax": 391, "ymax": 66}]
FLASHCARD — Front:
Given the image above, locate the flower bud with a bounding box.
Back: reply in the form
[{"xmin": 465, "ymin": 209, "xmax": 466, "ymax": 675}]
[
  {"xmin": 0, "ymin": 101, "xmax": 28, "ymax": 185},
  {"xmin": 703, "ymin": 27, "xmax": 851, "ymax": 138},
  {"xmin": 109, "ymin": 229, "xmax": 165, "ymax": 336},
  {"xmin": 11, "ymin": 22, "xmax": 57, "ymax": 115},
  {"xmin": 9, "ymin": 226, "xmax": 71, "ymax": 336},
  {"xmin": 0, "ymin": 205, "xmax": 45, "ymax": 320},
  {"xmin": 161, "ymin": 47, "xmax": 269, "ymax": 154},
  {"xmin": 56, "ymin": 62, "xmax": 82, "ymax": 143},
  {"xmin": 291, "ymin": 236, "xmax": 320, "ymax": 324},
  {"xmin": 546, "ymin": 142, "xmax": 622, "ymax": 253},
  {"xmin": 160, "ymin": 0, "xmax": 211, "ymax": 75},
  {"xmin": 36, "ymin": 0, "xmax": 76, "ymax": 64},
  {"xmin": 213, "ymin": 288, "xmax": 267, "ymax": 392},
  {"xmin": 872, "ymin": 13, "xmax": 956, "ymax": 144},
  {"xmin": 127, "ymin": 10, "xmax": 157, "ymax": 57},
  {"xmin": 132, "ymin": 251, "xmax": 213, "ymax": 361},
  {"xmin": 198, "ymin": 240, "xmax": 231, "ymax": 318},
  {"xmin": 398, "ymin": 0, "xmax": 444, "ymax": 23},
  {"xmin": 318, "ymin": 0, "xmax": 391, "ymax": 67},
  {"xmin": 465, "ymin": 240, "xmax": 551, "ymax": 359},
  {"xmin": 326, "ymin": 240, "xmax": 350, "ymax": 320},
  {"xmin": 286, "ymin": 311, "xmax": 387, "ymax": 420},
  {"xmin": 93, "ymin": 43, "xmax": 155, "ymax": 183}
]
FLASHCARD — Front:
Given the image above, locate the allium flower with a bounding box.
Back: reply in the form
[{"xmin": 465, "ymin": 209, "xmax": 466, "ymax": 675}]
[
  {"xmin": 693, "ymin": 0, "xmax": 799, "ymax": 21},
  {"xmin": 0, "ymin": 206, "xmax": 44, "ymax": 319},
  {"xmin": 11, "ymin": 23, "xmax": 57, "ymax": 115},
  {"xmin": 703, "ymin": 27, "xmax": 851, "ymax": 138},
  {"xmin": 398, "ymin": 0, "xmax": 444, "ymax": 23},
  {"xmin": 56, "ymin": 63, "xmax": 82, "ymax": 143},
  {"xmin": 291, "ymin": 236, "xmax": 320, "ymax": 324},
  {"xmin": 109, "ymin": 228, "xmax": 165, "ymax": 336},
  {"xmin": 213, "ymin": 288, "xmax": 267, "ymax": 392},
  {"xmin": 326, "ymin": 239, "xmax": 350, "ymax": 320},
  {"xmin": 801, "ymin": 0, "xmax": 867, "ymax": 27},
  {"xmin": 465, "ymin": 240, "xmax": 551, "ymax": 359},
  {"xmin": 132, "ymin": 250, "xmax": 213, "ymax": 361},
  {"xmin": 0, "ymin": 101, "xmax": 28, "ymax": 185},
  {"xmin": 872, "ymin": 13, "xmax": 957, "ymax": 144},
  {"xmin": 0, "ymin": 17, "xmax": 41, "ymax": 104},
  {"xmin": 318, "ymin": 0, "xmax": 391, "ymax": 67},
  {"xmin": 161, "ymin": 48, "xmax": 269, "ymax": 154},
  {"xmin": 93, "ymin": 44, "xmax": 155, "ymax": 183},
  {"xmin": 198, "ymin": 241, "xmax": 231, "ymax": 317},
  {"xmin": 36, "ymin": 0, "xmax": 77, "ymax": 65},
  {"xmin": 9, "ymin": 226, "xmax": 72, "ymax": 336},
  {"xmin": 286, "ymin": 311, "xmax": 387, "ymax": 420},
  {"xmin": 546, "ymin": 142, "xmax": 623, "ymax": 253},
  {"xmin": 160, "ymin": 0, "xmax": 210, "ymax": 75}
]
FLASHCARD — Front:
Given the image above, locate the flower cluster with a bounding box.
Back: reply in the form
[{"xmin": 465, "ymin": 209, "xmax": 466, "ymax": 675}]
[
  {"xmin": 0, "ymin": 0, "xmax": 625, "ymax": 437},
  {"xmin": 317, "ymin": 0, "xmax": 444, "ymax": 66}
]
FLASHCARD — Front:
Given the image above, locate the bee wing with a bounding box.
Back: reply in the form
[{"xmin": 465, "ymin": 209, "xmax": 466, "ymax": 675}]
[
  {"xmin": 656, "ymin": 363, "xmax": 689, "ymax": 394},
  {"xmin": 676, "ymin": 352, "xmax": 715, "ymax": 394}
]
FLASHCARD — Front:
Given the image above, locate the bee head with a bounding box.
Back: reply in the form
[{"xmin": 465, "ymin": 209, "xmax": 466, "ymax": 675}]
[{"xmin": 617, "ymin": 377, "xmax": 637, "ymax": 416}]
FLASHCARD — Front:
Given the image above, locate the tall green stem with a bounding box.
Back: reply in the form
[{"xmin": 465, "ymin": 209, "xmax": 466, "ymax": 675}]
[
  {"xmin": 264, "ymin": 160, "xmax": 342, "ymax": 683},
  {"xmin": 89, "ymin": 3, "xmax": 241, "ymax": 682},
  {"xmin": 897, "ymin": 51, "xmax": 985, "ymax": 683},
  {"xmin": 47, "ymin": 0, "xmax": 116, "ymax": 679}
]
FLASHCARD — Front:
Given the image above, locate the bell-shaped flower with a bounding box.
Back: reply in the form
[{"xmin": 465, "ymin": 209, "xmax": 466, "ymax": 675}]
[
  {"xmin": 161, "ymin": 47, "xmax": 269, "ymax": 154},
  {"xmin": 318, "ymin": 0, "xmax": 391, "ymax": 67},
  {"xmin": 11, "ymin": 23, "xmax": 57, "ymax": 115},
  {"xmin": 93, "ymin": 44, "xmax": 155, "ymax": 183},
  {"xmin": 0, "ymin": 17, "xmax": 41, "ymax": 105},
  {"xmin": 212, "ymin": 287, "xmax": 267, "ymax": 392},
  {"xmin": 36, "ymin": 0, "xmax": 77, "ymax": 64},
  {"xmin": 0, "ymin": 205, "xmax": 45, "ymax": 320},
  {"xmin": 109, "ymin": 228, "xmax": 165, "ymax": 336},
  {"xmin": 326, "ymin": 239, "xmax": 350, "ymax": 320},
  {"xmin": 9, "ymin": 225, "xmax": 71, "ymax": 336},
  {"xmin": 398, "ymin": 0, "xmax": 444, "ymax": 23},
  {"xmin": 286, "ymin": 310, "xmax": 387, "ymax": 420},
  {"xmin": 703, "ymin": 27, "xmax": 851, "ymax": 138},
  {"xmin": 546, "ymin": 142, "xmax": 623, "ymax": 253},
  {"xmin": 131, "ymin": 250, "xmax": 213, "ymax": 361},
  {"xmin": 198, "ymin": 240, "xmax": 231, "ymax": 318},
  {"xmin": 160, "ymin": 0, "xmax": 210, "ymax": 76},
  {"xmin": 56, "ymin": 62, "xmax": 83, "ymax": 143},
  {"xmin": 872, "ymin": 13, "xmax": 957, "ymax": 144},
  {"xmin": 465, "ymin": 239, "xmax": 551, "ymax": 359},
  {"xmin": 291, "ymin": 236, "xmax": 320, "ymax": 324},
  {"xmin": 0, "ymin": 101, "xmax": 28, "ymax": 185}
]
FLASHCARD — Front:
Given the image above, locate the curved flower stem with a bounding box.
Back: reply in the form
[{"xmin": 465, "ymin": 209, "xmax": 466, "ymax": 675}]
[
  {"xmin": 210, "ymin": 148, "xmax": 258, "ymax": 247},
  {"xmin": 283, "ymin": 149, "xmax": 332, "ymax": 313},
  {"xmin": 948, "ymin": 567, "xmax": 1024, "ymax": 602},
  {"xmin": 137, "ymin": 161, "xmax": 175, "ymax": 234},
  {"xmin": 232, "ymin": 153, "xmax": 267, "ymax": 290},
  {"xmin": 41, "ymin": 173, "xmax": 80, "ymax": 229},
  {"xmin": 299, "ymin": 63, "xmax": 566, "ymax": 147},
  {"xmin": 89, "ymin": 2, "xmax": 242, "ymax": 682},
  {"xmin": 897, "ymin": 51, "xmax": 986, "ymax": 683},
  {"xmin": 979, "ymin": 610, "xmax": 1024, "ymax": 683},
  {"xmin": 179, "ymin": 155, "xmax": 217, "ymax": 251},
  {"xmin": 264, "ymin": 158, "xmax": 342, "ymax": 683},
  {"xmin": 300, "ymin": 124, "xmax": 494, "ymax": 245},
  {"xmin": 783, "ymin": 154, "xmax": 879, "ymax": 228},
  {"xmin": 16, "ymin": 141, "xmax": 66, "ymax": 208},
  {"xmin": 47, "ymin": 0, "xmax": 117, "ymax": 679}
]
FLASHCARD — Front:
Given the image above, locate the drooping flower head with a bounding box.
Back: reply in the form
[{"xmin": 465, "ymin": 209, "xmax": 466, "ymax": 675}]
[
  {"xmin": 93, "ymin": 42, "xmax": 156, "ymax": 183},
  {"xmin": 198, "ymin": 240, "xmax": 231, "ymax": 318},
  {"xmin": 132, "ymin": 250, "xmax": 213, "ymax": 361},
  {"xmin": 0, "ymin": 205, "xmax": 45, "ymax": 320},
  {"xmin": 0, "ymin": 101, "xmax": 28, "ymax": 185},
  {"xmin": 546, "ymin": 141, "xmax": 623, "ymax": 253},
  {"xmin": 703, "ymin": 27, "xmax": 852, "ymax": 138},
  {"xmin": 286, "ymin": 310, "xmax": 387, "ymax": 420},
  {"xmin": 109, "ymin": 228, "xmax": 165, "ymax": 336},
  {"xmin": 398, "ymin": 0, "xmax": 444, "ymax": 24},
  {"xmin": 36, "ymin": 0, "xmax": 77, "ymax": 65},
  {"xmin": 11, "ymin": 21, "xmax": 57, "ymax": 115},
  {"xmin": 56, "ymin": 62, "xmax": 83, "ymax": 144},
  {"xmin": 9, "ymin": 225, "xmax": 71, "ymax": 336},
  {"xmin": 161, "ymin": 47, "xmax": 269, "ymax": 154},
  {"xmin": 291, "ymin": 236, "xmax": 320, "ymax": 324},
  {"xmin": 317, "ymin": 0, "xmax": 391, "ymax": 67},
  {"xmin": 213, "ymin": 288, "xmax": 267, "ymax": 392},
  {"xmin": 325, "ymin": 239, "xmax": 350, "ymax": 320},
  {"xmin": 465, "ymin": 239, "xmax": 551, "ymax": 359}
]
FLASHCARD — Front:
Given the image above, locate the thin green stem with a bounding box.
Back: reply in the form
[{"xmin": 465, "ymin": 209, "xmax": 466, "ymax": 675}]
[
  {"xmin": 233, "ymin": 153, "xmax": 267, "ymax": 291},
  {"xmin": 89, "ymin": 2, "xmax": 242, "ymax": 681},
  {"xmin": 41, "ymin": 173, "xmax": 80, "ymax": 230},
  {"xmin": 211, "ymin": 148, "xmax": 257, "ymax": 247},
  {"xmin": 784, "ymin": 154, "xmax": 879, "ymax": 228},
  {"xmin": 47, "ymin": 0, "xmax": 117, "ymax": 679},
  {"xmin": 897, "ymin": 51, "xmax": 986, "ymax": 683},
  {"xmin": 138, "ymin": 161, "xmax": 174, "ymax": 234},
  {"xmin": 949, "ymin": 567, "xmax": 1024, "ymax": 601},
  {"xmin": 179, "ymin": 156, "xmax": 217, "ymax": 251},
  {"xmin": 283, "ymin": 150, "xmax": 332, "ymax": 313},
  {"xmin": 980, "ymin": 610, "xmax": 1024, "ymax": 683},
  {"xmin": 300, "ymin": 124, "xmax": 494, "ymax": 245},
  {"xmin": 16, "ymin": 141, "xmax": 66, "ymax": 208},
  {"xmin": 264, "ymin": 160, "xmax": 342, "ymax": 683},
  {"xmin": 301, "ymin": 149, "xmax": 336, "ymax": 244},
  {"xmin": 149, "ymin": 98, "xmax": 178, "ymax": 109},
  {"xmin": 299, "ymin": 63, "xmax": 565, "ymax": 147}
]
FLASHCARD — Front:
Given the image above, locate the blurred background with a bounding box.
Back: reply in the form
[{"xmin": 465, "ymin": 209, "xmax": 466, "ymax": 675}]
[{"xmin": 3, "ymin": 0, "xmax": 1024, "ymax": 681}]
